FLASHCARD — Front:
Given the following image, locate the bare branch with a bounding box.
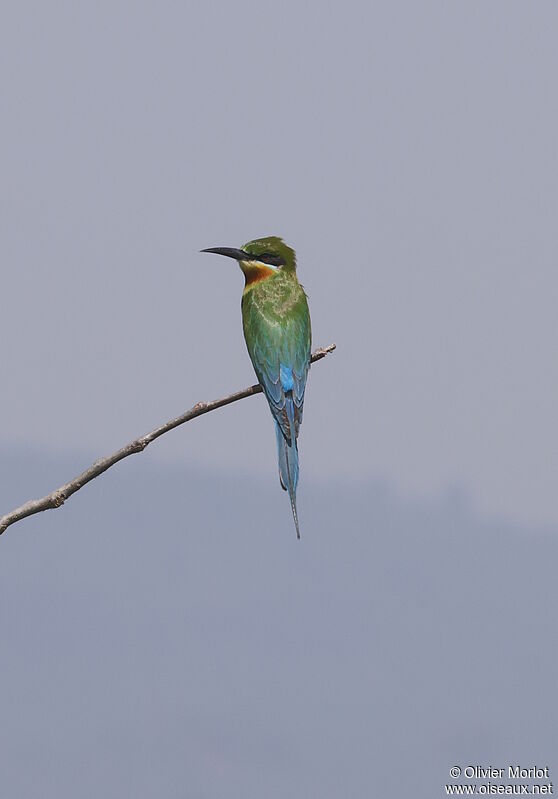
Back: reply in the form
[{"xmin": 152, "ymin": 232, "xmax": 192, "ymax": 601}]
[{"xmin": 0, "ymin": 344, "xmax": 336, "ymax": 536}]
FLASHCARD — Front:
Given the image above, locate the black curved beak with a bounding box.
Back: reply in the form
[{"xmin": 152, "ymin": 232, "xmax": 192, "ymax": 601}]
[{"xmin": 200, "ymin": 247, "xmax": 250, "ymax": 261}]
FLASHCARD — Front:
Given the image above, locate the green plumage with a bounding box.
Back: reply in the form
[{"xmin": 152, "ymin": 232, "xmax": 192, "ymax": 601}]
[
  {"xmin": 242, "ymin": 269, "xmax": 311, "ymax": 444},
  {"xmin": 201, "ymin": 236, "xmax": 312, "ymax": 538}
]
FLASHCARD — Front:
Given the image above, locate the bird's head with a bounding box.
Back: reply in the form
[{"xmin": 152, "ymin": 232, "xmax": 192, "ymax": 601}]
[{"xmin": 201, "ymin": 236, "xmax": 297, "ymax": 278}]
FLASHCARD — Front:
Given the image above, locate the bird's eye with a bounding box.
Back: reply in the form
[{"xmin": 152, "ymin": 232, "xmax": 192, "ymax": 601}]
[{"xmin": 259, "ymin": 252, "xmax": 285, "ymax": 267}]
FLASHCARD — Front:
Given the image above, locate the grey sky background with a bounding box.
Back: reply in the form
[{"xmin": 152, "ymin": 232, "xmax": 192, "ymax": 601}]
[
  {"xmin": 2, "ymin": 450, "xmax": 557, "ymax": 798},
  {"xmin": 2, "ymin": 2, "xmax": 558, "ymax": 797},
  {"xmin": 2, "ymin": 1, "xmax": 557, "ymax": 525}
]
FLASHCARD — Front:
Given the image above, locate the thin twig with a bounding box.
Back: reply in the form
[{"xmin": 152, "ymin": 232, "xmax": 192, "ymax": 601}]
[{"xmin": 0, "ymin": 344, "xmax": 336, "ymax": 536}]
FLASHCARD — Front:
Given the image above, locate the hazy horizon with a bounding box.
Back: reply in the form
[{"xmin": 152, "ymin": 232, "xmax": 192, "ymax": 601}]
[{"xmin": 2, "ymin": 443, "xmax": 556, "ymax": 798}]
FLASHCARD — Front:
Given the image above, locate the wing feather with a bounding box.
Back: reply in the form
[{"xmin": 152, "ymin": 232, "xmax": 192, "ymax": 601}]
[{"xmin": 243, "ymin": 284, "xmax": 311, "ymax": 444}]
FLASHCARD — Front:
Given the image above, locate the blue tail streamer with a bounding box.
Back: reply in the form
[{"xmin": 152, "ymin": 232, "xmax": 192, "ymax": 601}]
[{"xmin": 275, "ymin": 403, "xmax": 300, "ymax": 538}]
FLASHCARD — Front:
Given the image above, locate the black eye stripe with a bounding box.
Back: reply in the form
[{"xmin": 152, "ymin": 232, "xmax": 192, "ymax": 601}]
[{"xmin": 258, "ymin": 252, "xmax": 285, "ymax": 267}]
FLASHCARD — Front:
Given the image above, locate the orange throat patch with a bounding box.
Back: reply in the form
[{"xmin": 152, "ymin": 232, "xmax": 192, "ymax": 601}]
[{"xmin": 241, "ymin": 260, "xmax": 277, "ymax": 289}]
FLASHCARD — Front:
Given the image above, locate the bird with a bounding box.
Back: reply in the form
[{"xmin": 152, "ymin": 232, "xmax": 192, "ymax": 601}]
[{"xmin": 201, "ymin": 236, "xmax": 311, "ymax": 538}]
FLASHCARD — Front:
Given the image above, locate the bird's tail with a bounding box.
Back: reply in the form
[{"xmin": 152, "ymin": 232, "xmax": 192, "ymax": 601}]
[{"xmin": 275, "ymin": 412, "xmax": 300, "ymax": 539}]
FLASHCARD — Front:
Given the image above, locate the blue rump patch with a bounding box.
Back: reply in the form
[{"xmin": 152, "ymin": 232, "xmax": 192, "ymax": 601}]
[{"xmin": 279, "ymin": 363, "xmax": 294, "ymax": 392}]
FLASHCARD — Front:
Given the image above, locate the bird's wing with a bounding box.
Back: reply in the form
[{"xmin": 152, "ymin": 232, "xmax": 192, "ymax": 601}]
[{"xmin": 244, "ymin": 296, "xmax": 311, "ymax": 444}]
